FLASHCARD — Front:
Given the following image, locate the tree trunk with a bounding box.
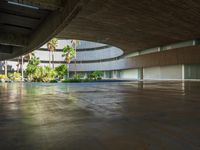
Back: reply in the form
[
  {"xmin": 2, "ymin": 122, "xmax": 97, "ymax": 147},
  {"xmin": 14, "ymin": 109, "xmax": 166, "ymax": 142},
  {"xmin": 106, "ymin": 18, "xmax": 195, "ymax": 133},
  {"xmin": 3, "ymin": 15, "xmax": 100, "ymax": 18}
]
[
  {"xmin": 49, "ymin": 51, "xmax": 51, "ymax": 66},
  {"xmin": 4, "ymin": 60, "xmax": 7, "ymax": 77},
  {"xmin": 52, "ymin": 51, "xmax": 54, "ymax": 68},
  {"xmin": 67, "ymin": 64, "xmax": 69, "ymax": 79},
  {"xmin": 21, "ymin": 56, "xmax": 24, "ymax": 81},
  {"xmin": 74, "ymin": 45, "xmax": 77, "ymax": 76}
]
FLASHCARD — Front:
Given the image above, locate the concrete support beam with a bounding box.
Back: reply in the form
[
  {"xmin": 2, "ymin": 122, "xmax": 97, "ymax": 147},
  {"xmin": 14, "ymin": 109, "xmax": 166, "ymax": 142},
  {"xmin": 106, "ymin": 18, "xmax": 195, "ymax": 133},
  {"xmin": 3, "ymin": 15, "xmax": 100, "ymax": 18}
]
[
  {"xmin": 182, "ymin": 65, "xmax": 185, "ymax": 80},
  {"xmin": 8, "ymin": 0, "xmax": 63, "ymax": 10},
  {"xmin": 0, "ymin": 0, "xmax": 89, "ymax": 61},
  {"xmin": 0, "ymin": 45, "xmax": 13, "ymax": 54},
  {"xmin": 16, "ymin": 0, "xmax": 89, "ymax": 55},
  {"xmin": 0, "ymin": 32, "xmax": 28, "ymax": 47}
]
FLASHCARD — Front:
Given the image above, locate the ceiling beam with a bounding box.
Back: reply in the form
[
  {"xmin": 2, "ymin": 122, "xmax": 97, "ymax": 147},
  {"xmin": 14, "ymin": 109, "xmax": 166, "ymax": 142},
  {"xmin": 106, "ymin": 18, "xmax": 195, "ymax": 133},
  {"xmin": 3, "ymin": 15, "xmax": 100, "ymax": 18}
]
[
  {"xmin": 17, "ymin": 0, "xmax": 89, "ymax": 54},
  {"xmin": 0, "ymin": 45, "xmax": 13, "ymax": 54},
  {"xmin": 8, "ymin": 0, "xmax": 64, "ymax": 10},
  {"xmin": 0, "ymin": 0, "xmax": 89, "ymax": 61},
  {"xmin": 0, "ymin": 32, "xmax": 28, "ymax": 47}
]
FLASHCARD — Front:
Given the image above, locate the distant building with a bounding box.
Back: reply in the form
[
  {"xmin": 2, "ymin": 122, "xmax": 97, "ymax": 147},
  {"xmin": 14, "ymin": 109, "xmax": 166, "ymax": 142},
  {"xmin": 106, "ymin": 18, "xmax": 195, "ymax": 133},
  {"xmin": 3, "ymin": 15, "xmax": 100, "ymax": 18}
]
[{"xmin": 4, "ymin": 39, "xmax": 200, "ymax": 80}]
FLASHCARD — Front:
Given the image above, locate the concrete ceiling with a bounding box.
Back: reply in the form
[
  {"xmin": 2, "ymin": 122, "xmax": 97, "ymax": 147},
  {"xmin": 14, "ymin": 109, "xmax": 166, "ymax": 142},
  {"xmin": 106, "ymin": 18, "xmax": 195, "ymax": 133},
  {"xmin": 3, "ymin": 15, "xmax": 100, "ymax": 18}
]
[
  {"xmin": 1, "ymin": 0, "xmax": 200, "ymax": 60},
  {"xmin": 0, "ymin": 0, "xmax": 87, "ymax": 60},
  {"xmin": 57, "ymin": 0, "xmax": 200, "ymax": 54}
]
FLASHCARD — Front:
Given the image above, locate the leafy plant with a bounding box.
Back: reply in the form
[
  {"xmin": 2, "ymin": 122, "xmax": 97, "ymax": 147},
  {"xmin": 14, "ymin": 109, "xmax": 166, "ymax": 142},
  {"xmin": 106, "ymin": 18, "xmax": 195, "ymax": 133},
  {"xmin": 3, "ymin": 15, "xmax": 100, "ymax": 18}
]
[
  {"xmin": 93, "ymin": 71, "xmax": 104, "ymax": 80},
  {"xmin": 32, "ymin": 66, "xmax": 56, "ymax": 82},
  {"xmin": 87, "ymin": 72, "xmax": 95, "ymax": 80},
  {"xmin": 88, "ymin": 71, "xmax": 103, "ymax": 80},
  {"xmin": 0, "ymin": 74, "xmax": 8, "ymax": 80},
  {"xmin": 71, "ymin": 40, "xmax": 80, "ymax": 75},
  {"xmin": 62, "ymin": 45, "xmax": 76, "ymax": 64},
  {"xmin": 73, "ymin": 74, "xmax": 81, "ymax": 80},
  {"xmin": 55, "ymin": 64, "xmax": 67, "ymax": 79},
  {"xmin": 8, "ymin": 72, "xmax": 21, "ymax": 81},
  {"xmin": 47, "ymin": 38, "xmax": 58, "ymax": 68},
  {"xmin": 25, "ymin": 55, "xmax": 40, "ymax": 81},
  {"xmin": 47, "ymin": 38, "xmax": 58, "ymax": 51}
]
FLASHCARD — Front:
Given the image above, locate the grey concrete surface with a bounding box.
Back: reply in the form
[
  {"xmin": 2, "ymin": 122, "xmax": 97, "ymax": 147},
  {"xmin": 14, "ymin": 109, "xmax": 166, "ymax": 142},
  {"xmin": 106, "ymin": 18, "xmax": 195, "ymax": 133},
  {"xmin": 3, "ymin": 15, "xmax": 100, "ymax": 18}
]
[{"xmin": 0, "ymin": 81, "xmax": 200, "ymax": 150}]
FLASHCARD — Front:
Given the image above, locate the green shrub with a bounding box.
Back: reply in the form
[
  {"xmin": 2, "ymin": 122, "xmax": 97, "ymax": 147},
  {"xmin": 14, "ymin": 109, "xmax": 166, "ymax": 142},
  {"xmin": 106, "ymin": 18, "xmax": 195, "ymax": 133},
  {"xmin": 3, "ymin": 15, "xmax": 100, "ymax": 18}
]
[
  {"xmin": 73, "ymin": 74, "xmax": 81, "ymax": 80},
  {"xmin": 87, "ymin": 72, "xmax": 95, "ymax": 80},
  {"xmin": 88, "ymin": 71, "xmax": 103, "ymax": 80},
  {"xmin": 25, "ymin": 54, "xmax": 56, "ymax": 82},
  {"xmin": 55, "ymin": 64, "xmax": 67, "ymax": 79},
  {"xmin": 8, "ymin": 72, "xmax": 21, "ymax": 81},
  {"xmin": 49, "ymin": 79, "xmax": 58, "ymax": 83},
  {"xmin": 25, "ymin": 55, "xmax": 40, "ymax": 81},
  {"xmin": 62, "ymin": 78, "xmax": 82, "ymax": 83},
  {"xmin": 0, "ymin": 74, "xmax": 8, "ymax": 80},
  {"xmin": 32, "ymin": 66, "xmax": 56, "ymax": 82}
]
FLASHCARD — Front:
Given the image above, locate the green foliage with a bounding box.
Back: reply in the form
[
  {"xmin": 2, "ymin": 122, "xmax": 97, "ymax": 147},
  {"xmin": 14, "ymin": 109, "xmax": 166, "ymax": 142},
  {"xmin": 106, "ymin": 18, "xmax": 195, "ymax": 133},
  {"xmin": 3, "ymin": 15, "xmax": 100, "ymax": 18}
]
[
  {"xmin": 25, "ymin": 55, "xmax": 40, "ymax": 81},
  {"xmin": 55, "ymin": 64, "xmax": 67, "ymax": 79},
  {"xmin": 87, "ymin": 73, "xmax": 95, "ymax": 80},
  {"xmin": 32, "ymin": 66, "xmax": 56, "ymax": 82},
  {"xmin": 62, "ymin": 45, "xmax": 76, "ymax": 60},
  {"xmin": 49, "ymin": 79, "xmax": 58, "ymax": 83},
  {"xmin": 73, "ymin": 74, "xmax": 81, "ymax": 80},
  {"xmin": 94, "ymin": 71, "xmax": 104, "ymax": 80},
  {"xmin": 70, "ymin": 74, "xmax": 82, "ymax": 82},
  {"xmin": 62, "ymin": 74, "xmax": 82, "ymax": 83},
  {"xmin": 61, "ymin": 71, "xmax": 103, "ymax": 83},
  {"xmin": 88, "ymin": 71, "xmax": 103, "ymax": 80},
  {"xmin": 8, "ymin": 72, "xmax": 21, "ymax": 81},
  {"xmin": 0, "ymin": 74, "xmax": 7, "ymax": 79},
  {"xmin": 25, "ymin": 55, "xmax": 56, "ymax": 82},
  {"xmin": 62, "ymin": 78, "xmax": 82, "ymax": 83},
  {"xmin": 47, "ymin": 38, "xmax": 58, "ymax": 51}
]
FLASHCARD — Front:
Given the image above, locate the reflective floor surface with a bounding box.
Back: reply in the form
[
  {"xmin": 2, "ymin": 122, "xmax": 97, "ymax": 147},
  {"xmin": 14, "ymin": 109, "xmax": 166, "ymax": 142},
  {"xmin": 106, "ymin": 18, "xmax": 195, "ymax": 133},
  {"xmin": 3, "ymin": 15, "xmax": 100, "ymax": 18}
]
[{"xmin": 0, "ymin": 81, "xmax": 200, "ymax": 150}]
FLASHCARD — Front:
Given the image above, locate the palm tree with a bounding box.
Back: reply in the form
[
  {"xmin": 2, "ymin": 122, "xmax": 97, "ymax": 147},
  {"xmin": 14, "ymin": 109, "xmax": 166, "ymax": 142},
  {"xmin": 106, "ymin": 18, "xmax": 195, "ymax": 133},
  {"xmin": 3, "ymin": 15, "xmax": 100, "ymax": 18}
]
[
  {"xmin": 22, "ymin": 52, "xmax": 35, "ymax": 81},
  {"xmin": 71, "ymin": 40, "xmax": 80, "ymax": 76},
  {"xmin": 16, "ymin": 57, "xmax": 20, "ymax": 72},
  {"xmin": 24, "ymin": 52, "xmax": 35, "ymax": 62},
  {"xmin": 4, "ymin": 60, "xmax": 7, "ymax": 77},
  {"xmin": 47, "ymin": 38, "xmax": 58, "ymax": 68},
  {"xmin": 62, "ymin": 45, "xmax": 75, "ymax": 78},
  {"xmin": 21, "ymin": 56, "xmax": 24, "ymax": 81}
]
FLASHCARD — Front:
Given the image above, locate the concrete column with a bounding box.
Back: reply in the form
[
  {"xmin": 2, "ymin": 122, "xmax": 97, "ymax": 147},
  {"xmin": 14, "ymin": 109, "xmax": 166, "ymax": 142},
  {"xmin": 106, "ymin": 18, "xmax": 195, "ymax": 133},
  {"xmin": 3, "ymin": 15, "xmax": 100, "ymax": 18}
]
[
  {"xmin": 193, "ymin": 40, "xmax": 196, "ymax": 46},
  {"xmin": 4, "ymin": 60, "xmax": 7, "ymax": 77},
  {"xmin": 138, "ymin": 67, "xmax": 143, "ymax": 80},
  {"xmin": 113, "ymin": 70, "xmax": 117, "ymax": 79},
  {"xmin": 21, "ymin": 56, "xmax": 24, "ymax": 81},
  {"xmin": 67, "ymin": 64, "xmax": 69, "ymax": 78},
  {"xmin": 104, "ymin": 71, "xmax": 106, "ymax": 79},
  {"xmin": 182, "ymin": 65, "xmax": 185, "ymax": 80}
]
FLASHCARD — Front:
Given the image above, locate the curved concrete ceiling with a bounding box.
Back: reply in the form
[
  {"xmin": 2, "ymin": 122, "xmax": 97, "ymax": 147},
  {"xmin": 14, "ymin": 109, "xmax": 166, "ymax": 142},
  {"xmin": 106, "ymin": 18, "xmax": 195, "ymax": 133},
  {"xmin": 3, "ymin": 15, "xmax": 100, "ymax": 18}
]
[
  {"xmin": 0, "ymin": 0, "xmax": 88, "ymax": 60},
  {"xmin": 1, "ymin": 0, "xmax": 200, "ymax": 60},
  {"xmin": 57, "ymin": 0, "xmax": 200, "ymax": 54}
]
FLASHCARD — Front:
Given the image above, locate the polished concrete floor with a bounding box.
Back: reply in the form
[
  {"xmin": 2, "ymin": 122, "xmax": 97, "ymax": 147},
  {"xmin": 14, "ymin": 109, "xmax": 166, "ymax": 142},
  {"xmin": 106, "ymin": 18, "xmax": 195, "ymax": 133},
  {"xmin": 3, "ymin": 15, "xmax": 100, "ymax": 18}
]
[{"xmin": 0, "ymin": 81, "xmax": 200, "ymax": 150}]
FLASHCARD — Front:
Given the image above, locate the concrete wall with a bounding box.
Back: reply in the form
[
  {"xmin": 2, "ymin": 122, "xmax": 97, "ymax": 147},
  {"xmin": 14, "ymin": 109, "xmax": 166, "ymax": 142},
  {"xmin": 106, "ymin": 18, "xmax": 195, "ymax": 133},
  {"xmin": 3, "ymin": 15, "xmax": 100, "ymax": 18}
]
[
  {"xmin": 139, "ymin": 47, "xmax": 159, "ymax": 55},
  {"xmin": 76, "ymin": 47, "xmax": 123, "ymax": 61},
  {"xmin": 143, "ymin": 65, "xmax": 182, "ymax": 80},
  {"xmin": 185, "ymin": 64, "xmax": 200, "ymax": 79},
  {"xmin": 161, "ymin": 40, "xmax": 194, "ymax": 51},
  {"xmin": 120, "ymin": 69, "xmax": 138, "ymax": 79}
]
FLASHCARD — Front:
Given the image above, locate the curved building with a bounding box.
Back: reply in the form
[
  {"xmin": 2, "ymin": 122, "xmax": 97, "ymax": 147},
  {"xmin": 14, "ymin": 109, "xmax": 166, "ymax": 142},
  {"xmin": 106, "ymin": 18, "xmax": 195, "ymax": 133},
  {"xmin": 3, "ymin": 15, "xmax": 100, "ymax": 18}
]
[
  {"xmin": 68, "ymin": 39, "xmax": 200, "ymax": 80},
  {"xmin": 2, "ymin": 39, "xmax": 200, "ymax": 80},
  {"xmin": 36, "ymin": 40, "xmax": 124, "ymax": 79}
]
